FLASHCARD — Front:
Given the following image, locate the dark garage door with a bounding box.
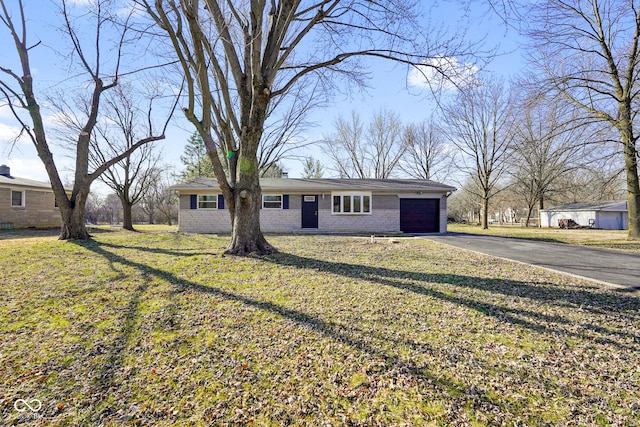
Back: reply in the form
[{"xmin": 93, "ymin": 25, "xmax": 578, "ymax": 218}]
[{"xmin": 400, "ymin": 199, "xmax": 440, "ymax": 233}]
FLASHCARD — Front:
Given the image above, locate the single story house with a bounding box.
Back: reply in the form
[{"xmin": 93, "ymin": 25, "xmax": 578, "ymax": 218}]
[
  {"xmin": 539, "ymin": 200, "xmax": 628, "ymax": 230},
  {"xmin": 0, "ymin": 164, "xmax": 61, "ymax": 229},
  {"xmin": 172, "ymin": 178, "xmax": 456, "ymax": 234}
]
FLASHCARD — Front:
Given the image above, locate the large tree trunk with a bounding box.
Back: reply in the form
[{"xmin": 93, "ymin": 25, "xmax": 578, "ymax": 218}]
[
  {"xmin": 525, "ymin": 204, "xmax": 535, "ymax": 227},
  {"xmin": 59, "ymin": 194, "xmax": 90, "ymax": 240},
  {"xmin": 622, "ymin": 129, "xmax": 640, "ymax": 239},
  {"xmin": 536, "ymin": 195, "xmax": 545, "ymax": 228},
  {"xmin": 122, "ymin": 199, "xmax": 135, "ymax": 231},
  {"xmin": 481, "ymin": 197, "xmax": 489, "ymax": 229},
  {"xmin": 224, "ymin": 146, "xmax": 276, "ymax": 256}
]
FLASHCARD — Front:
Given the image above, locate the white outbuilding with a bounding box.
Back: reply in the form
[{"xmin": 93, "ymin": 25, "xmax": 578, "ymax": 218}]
[{"xmin": 539, "ymin": 201, "xmax": 628, "ymax": 230}]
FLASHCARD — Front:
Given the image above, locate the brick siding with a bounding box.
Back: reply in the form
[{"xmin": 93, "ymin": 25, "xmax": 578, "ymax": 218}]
[
  {"xmin": 177, "ymin": 193, "xmax": 448, "ymax": 234},
  {"xmin": 0, "ymin": 187, "xmax": 60, "ymax": 228}
]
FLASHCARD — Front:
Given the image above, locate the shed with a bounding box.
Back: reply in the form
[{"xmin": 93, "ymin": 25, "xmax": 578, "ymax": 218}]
[{"xmin": 539, "ymin": 201, "xmax": 628, "ymax": 230}]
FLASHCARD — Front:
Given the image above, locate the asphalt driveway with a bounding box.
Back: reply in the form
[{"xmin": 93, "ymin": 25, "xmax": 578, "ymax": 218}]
[{"xmin": 423, "ymin": 233, "xmax": 640, "ymax": 291}]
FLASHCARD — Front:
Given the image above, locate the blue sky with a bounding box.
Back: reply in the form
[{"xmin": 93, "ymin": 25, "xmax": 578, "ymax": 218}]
[{"xmin": 0, "ymin": 0, "xmax": 524, "ymax": 188}]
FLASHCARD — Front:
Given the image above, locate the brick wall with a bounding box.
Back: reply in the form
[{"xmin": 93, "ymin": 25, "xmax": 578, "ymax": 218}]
[
  {"xmin": 177, "ymin": 193, "xmax": 449, "ymax": 234},
  {"xmin": 0, "ymin": 187, "xmax": 60, "ymax": 228},
  {"xmin": 260, "ymin": 208, "xmax": 301, "ymax": 232},
  {"xmin": 178, "ymin": 209, "xmax": 231, "ymax": 233},
  {"xmin": 440, "ymin": 195, "xmax": 448, "ymax": 233},
  {"xmin": 318, "ymin": 209, "xmax": 400, "ymax": 232}
]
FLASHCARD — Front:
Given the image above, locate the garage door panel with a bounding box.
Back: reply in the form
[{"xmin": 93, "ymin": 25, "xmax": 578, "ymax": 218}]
[{"xmin": 400, "ymin": 199, "xmax": 439, "ymax": 233}]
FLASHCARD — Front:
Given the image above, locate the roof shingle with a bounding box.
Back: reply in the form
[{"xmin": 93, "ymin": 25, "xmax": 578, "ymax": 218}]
[{"xmin": 171, "ymin": 177, "xmax": 456, "ymax": 193}]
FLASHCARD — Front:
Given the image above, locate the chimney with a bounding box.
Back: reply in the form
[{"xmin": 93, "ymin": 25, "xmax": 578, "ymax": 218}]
[
  {"xmin": 281, "ymin": 172, "xmax": 288, "ymax": 178},
  {"xmin": 0, "ymin": 165, "xmax": 10, "ymax": 177}
]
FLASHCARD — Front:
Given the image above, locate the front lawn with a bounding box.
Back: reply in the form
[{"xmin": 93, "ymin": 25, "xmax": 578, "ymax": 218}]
[{"xmin": 1, "ymin": 231, "xmax": 638, "ymax": 425}]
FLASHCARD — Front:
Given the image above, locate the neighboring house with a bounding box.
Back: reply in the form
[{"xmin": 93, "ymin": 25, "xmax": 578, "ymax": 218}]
[
  {"xmin": 172, "ymin": 178, "xmax": 456, "ymax": 234},
  {"xmin": 0, "ymin": 164, "xmax": 61, "ymax": 229},
  {"xmin": 539, "ymin": 201, "xmax": 628, "ymax": 230}
]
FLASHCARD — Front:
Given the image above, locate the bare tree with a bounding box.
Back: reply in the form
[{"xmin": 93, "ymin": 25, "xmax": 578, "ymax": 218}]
[
  {"xmin": 85, "ymin": 192, "xmax": 103, "ymax": 225},
  {"xmin": 138, "ymin": 0, "xmax": 482, "ymax": 255},
  {"xmin": 527, "ymin": 0, "xmax": 640, "ymax": 238},
  {"xmin": 324, "ymin": 112, "xmax": 366, "ymax": 178},
  {"xmin": 257, "ymin": 82, "xmax": 322, "ymax": 173},
  {"xmin": 442, "ymin": 77, "xmax": 515, "ymax": 229},
  {"xmin": 87, "ymin": 84, "xmax": 165, "ymax": 231},
  {"xmin": 324, "ymin": 109, "xmax": 405, "ymax": 178},
  {"xmin": 398, "ymin": 119, "xmax": 454, "ymax": 181},
  {"xmin": 0, "ymin": 0, "xmax": 173, "ymax": 239},
  {"xmin": 556, "ymin": 159, "xmax": 626, "ymax": 204},
  {"xmin": 368, "ymin": 110, "xmax": 406, "ymax": 178},
  {"xmin": 101, "ymin": 147, "xmax": 161, "ymax": 230},
  {"xmin": 447, "ymin": 178, "xmax": 483, "ymax": 224},
  {"xmin": 140, "ymin": 167, "xmax": 178, "ymax": 225},
  {"xmin": 509, "ymin": 92, "xmax": 589, "ymax": 226}
]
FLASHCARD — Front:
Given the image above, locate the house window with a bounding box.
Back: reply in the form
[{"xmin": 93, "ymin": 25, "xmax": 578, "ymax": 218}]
[
  {"xmin": 262, "ymin": 195, "xmax": 282, "ymax": 209},
  {"xmin": 11, "ymin": 190, "xmax": 24, "ymax": 207},
  {"xmin": 198, "ymin": 195, "xmax": 217, "ymax": 209},
  {"xmin": 332, "ymin": 193, "xmax": 371, "ymax": 214}
]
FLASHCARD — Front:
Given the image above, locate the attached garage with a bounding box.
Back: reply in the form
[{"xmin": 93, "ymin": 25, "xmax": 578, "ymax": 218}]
[{"xmin": 400, "ymin": 198, "xmax": 440, "ymax": 233}]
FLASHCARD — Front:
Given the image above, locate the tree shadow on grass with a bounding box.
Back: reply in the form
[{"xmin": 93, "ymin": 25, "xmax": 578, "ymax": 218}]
[
  {"xmin": 91, "ymin": 280, "xmax": 149, "ymax": 423},
  {"xmin": 263, "ymin": 252, "xmax": 640, "ymax": 352},
  {"xmin": 70, "ymin": 240, "xmax": 513, "ymax": 420},
  {"xmin": 58, "ymin": 240, "xmax": 151, "ymax": 424},
  {"xmin": 97, "ymin": 240, "xmax": 215, "ymax": 258}
]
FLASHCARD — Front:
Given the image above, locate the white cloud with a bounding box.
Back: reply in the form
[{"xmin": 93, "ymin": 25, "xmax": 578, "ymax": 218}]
[
  {"xmin": 116, "ymin": 1, "xmax": 146, "ymax": 18},
  {"xmin": 408, "ymin": 56, "xmax": 478, "ymax": 91}
]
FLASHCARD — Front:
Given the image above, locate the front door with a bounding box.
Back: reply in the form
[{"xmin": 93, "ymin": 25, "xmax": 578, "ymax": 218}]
[{"xmin": 301, "ymin": 195, "xmax": 318, "ymax": 229}]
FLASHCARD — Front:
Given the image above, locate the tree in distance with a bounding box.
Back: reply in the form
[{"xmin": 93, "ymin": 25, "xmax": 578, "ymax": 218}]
[{"xmin": 303, "ymin": 157, "xmax": 325, "ymax": 179}]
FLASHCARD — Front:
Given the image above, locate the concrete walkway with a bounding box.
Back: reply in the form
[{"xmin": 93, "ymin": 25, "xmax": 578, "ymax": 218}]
[{"xmin": 423, "ymin": 233, "xmax": 640, "ymax": 291}]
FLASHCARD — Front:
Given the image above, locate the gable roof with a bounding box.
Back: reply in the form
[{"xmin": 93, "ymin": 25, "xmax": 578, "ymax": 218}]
[
  {"xmin": 542, "ymin": 200, "xmax": 628, "ymax": 212},
  {"xmin": 0, "ymin": 174, "xmax": 55, "ymax": 190},
  {"xmin": 172, "ymin": 177, "xmax": 457, "ymax": 193}
]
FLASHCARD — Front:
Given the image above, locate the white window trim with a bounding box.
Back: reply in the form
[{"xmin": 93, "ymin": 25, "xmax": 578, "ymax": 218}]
[
  {"xmin": 331, "ymin": 192, "xmax": 372, "ymax": 215},
  {"xmin": 262, "ymin": 194, "xmax": 283, "ymax": 209},
  {"xmin": 198, "ymin": 194, "xmax": 218, "ymax": 209},
  {"xmin": 10, "ymin": 189, "xmax": 25, "ymax": 208}
]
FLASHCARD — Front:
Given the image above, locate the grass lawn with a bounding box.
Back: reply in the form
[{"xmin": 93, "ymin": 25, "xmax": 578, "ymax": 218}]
[
  {"xmin": 449, "ymin": 223, "xmax": 640, "ymax": 253},
  {"xmin": 1, "ymin": 229, "xmax": 639, "ymax": 425}
]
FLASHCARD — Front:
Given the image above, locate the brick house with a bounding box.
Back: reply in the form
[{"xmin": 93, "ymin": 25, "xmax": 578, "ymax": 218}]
[
  {"xmin": 0, "ymin": 165, "xmax": 61, "ymax": 229},
  {"xmin": 172, "ymin": 178, "xmax": 456, "ymax": 234}
]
